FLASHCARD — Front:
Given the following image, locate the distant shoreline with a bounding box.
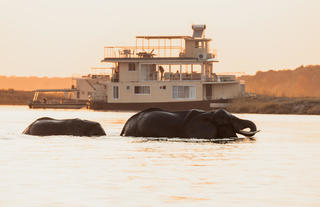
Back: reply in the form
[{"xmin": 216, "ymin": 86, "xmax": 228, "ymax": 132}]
[
  {"xmin": 1, "ymin": 90, "xmax": 320, "ymax": 115},
  {"xmin": 0, "ymin": 90, "xmax": 33, "ymax": 105},
  {"xmin": 227, "ymin": 95, "xmax": 320, "ymax": 115}
]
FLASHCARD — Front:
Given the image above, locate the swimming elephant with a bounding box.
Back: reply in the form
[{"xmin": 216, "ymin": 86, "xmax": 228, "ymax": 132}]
[
  {"xmin": 120, "ymin": 108, "xmax": 259, "ymax": 139},
  {"xmin": 23, "ymin": 117, "xmax": 106, "ymax": 136}
]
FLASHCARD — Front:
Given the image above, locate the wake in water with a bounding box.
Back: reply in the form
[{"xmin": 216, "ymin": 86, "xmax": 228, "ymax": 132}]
[{"xmin": 131, "ymin": 137, "xmax": 256, "ymax": 144}]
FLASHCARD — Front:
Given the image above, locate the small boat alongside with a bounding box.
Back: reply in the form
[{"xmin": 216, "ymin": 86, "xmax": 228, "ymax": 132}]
[{"xmin": 28, "ymin": 89, "xmax": 87, "ymax": 109}]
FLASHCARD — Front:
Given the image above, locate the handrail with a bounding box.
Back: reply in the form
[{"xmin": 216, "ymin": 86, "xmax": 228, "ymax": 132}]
[{"xmin": 103, "ymin": 45, "xmax": 184, "ymax": 58}]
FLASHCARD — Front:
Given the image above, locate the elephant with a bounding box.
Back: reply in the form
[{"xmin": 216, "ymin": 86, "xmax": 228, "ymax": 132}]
[
  {"xmin": 23, "ymin": 117, "xmax": 106, "ymax": 136},
  {"xmin": 120, "ymin": 108, "xmax": 259, "ymax": 139}
]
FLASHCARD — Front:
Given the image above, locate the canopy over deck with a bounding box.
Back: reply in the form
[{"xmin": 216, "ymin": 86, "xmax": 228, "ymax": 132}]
[
  {"xmin": 103, "ymin": 24, "xmax": 216, "ymax": 60},
  {"xmin": 136, "ymin": 35, "xmax": 191, "ymax": 39},
  {"xmin": 101, "ymin": 57, "xmax": 219, "ymax": 63}
]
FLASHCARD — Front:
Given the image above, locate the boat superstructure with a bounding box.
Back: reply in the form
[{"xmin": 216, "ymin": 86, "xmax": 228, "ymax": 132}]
[{"xmin": 74, "ymin": 24, "xmax": 244, "ymax": 110}]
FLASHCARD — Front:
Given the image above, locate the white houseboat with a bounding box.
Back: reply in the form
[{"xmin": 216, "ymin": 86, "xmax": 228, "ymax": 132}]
[{"xmin": 73, "ymin": 24, "xmax": 244, "ymax": 111}]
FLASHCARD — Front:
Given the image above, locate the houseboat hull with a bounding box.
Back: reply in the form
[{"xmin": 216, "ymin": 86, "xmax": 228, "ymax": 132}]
[
  {"xmin": 28, "ymin": 103, "xmax": 87, "ymax": 109},
  {"xmin": 88, "ymin": 99, "xmax": 230, "ymax": 111}
]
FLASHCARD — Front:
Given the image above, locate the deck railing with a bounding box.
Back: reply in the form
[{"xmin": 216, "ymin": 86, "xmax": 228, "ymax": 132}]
[
  {"xmin": 104, "ymin": 45, "xmax": 185, "ymax": 59},
  {"xmin": 104, "ymin": 46, "xmax": 217, "ymax": 59}
]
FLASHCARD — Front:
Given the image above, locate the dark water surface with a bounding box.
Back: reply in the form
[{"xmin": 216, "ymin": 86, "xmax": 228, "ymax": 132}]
[{"xmin": 0, "ymin": 106, "xmax": 319, "ymax": 207}]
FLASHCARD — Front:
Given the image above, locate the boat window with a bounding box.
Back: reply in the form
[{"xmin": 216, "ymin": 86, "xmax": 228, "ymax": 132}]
[
  {"xmin": 134, "ymin": 86, "xmax": 150, "ymax": 95},
  {"xmin": 195, "ymin": 41, "xmax": 200, "ymax": 48},
  {"xmin": 195, "ymin": 41, "xmax": 205, "ymax": 49},
  {"xmin": 172, "ymin": 86, "xmax": 196, "ymax": 99},
  {"xmin": 113, "ymin": 86, "xmax": 119, "ymax": 99},
  {"xmin": 129, "ymin": 63, "xmax": 136, "ymax": 71}
]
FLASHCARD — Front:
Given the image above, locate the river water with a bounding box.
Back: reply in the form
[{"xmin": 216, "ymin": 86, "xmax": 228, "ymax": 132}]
[{"xmin": 0, "ymin": 106, "xmax": 319, "ymax": 207}]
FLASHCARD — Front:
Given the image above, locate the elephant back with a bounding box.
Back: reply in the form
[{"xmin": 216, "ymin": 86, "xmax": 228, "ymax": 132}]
[{"xmin": 120, "ymin": 108, "xmax": 164, "ymax": 136}]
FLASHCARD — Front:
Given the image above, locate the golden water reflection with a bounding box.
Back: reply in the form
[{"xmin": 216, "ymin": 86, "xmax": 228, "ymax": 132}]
[{"xmin": 0, "ymin": 106, "xmax": 319, "ymax": 206}]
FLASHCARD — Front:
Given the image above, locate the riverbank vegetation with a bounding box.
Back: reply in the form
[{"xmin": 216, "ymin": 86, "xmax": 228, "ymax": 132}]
[
  {"xmin": 0, "ymin": 89, "xmax": 33, "ymax": 105},
  {"xmin": 240, "ymin": 65, "xmax": 320, "ymax": 97},
  {"xmin": 231, "ymin": 65, "xmax": 320, "ymax": 114},
  {"xmin": 227, "ymin": 95, "xmax": 320, "ymax": 115}
]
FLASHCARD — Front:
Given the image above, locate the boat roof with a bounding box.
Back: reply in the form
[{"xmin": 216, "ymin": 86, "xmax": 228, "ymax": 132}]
[
  {"xmin": 101, "ymin": 57, "xmax": 219, "ymax": 63},
  {"xmin": 136, "ymin": 35, "xmax": 211, "ymax": 41},
  {"xmin": 136, "ymin": 35, "xmax": 191, "ymax": 39},
  {"xmin": 33, "ymin": 89, "xmax": 79, "ymax": 92}
]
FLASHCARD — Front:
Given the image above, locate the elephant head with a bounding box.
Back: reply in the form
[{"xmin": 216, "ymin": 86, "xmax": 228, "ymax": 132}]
[
  {"xmin": 86, "ymin": 122, "xmax": 106, "ymax": 136},
  {"xmin": 77, "ymin": 119, "xmax": 106, "ymax": 136},
  {"xmin": 210, "ymin": 109, "xmax": 259, "ymax": 137}
]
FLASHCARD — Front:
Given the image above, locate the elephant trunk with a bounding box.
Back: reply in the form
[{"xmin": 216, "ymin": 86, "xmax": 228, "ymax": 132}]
[{"xmin": 235, "ymin": 119, "xmax": 259, "ymax": 137}]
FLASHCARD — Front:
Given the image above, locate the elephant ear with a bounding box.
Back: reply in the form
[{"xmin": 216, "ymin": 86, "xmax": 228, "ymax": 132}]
[
  {"xmin": 185, "ymin": 119, "xmax": 218, "ymax": 139},
  {"xmin": 181, "ymin": 109, "xmax": 205, "ymax": 129},
  {"xmin": 211, "ymin": 109, "xmax": 232, "ymax": 125},
  {"xmin": 182, "ymin": 110, "xmax": 219, "ymax": 138}
]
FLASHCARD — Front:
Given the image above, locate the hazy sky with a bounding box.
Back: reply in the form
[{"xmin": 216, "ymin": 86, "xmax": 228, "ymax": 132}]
[{"xmin": 0, "ymin": 0, "xmax": 319, "ymax": 77}]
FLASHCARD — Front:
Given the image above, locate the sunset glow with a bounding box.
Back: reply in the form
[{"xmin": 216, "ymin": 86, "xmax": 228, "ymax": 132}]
[{"xmin": 0, "ymin": 0, "xmax": 319, "ymax": 77}]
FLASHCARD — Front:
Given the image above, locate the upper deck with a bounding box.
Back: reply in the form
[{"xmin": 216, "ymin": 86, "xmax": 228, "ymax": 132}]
[
  {"xmin": 98, "ymin": 25, "xmax": 234, "ymax": 83},
  {"xmin": 102, "ymin": 25, "xmax": 218, "ymax": 64}
]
